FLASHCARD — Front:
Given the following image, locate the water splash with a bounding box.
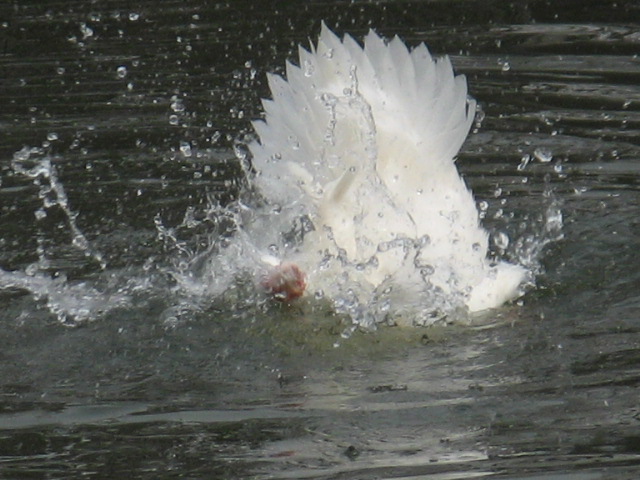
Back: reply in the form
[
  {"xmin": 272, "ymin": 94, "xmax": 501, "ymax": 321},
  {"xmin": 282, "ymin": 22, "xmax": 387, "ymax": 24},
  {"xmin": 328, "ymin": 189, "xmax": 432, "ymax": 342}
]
[
  {"xmin": 11, "ymin": 147, "xmax": 106, "ymax": 269},
  {"xmin": 2, "ymin": 141, "xmax": 563, "ymax": 331},
  {"xmin": 0, "ymin": 268, "xmax": 128, "ymax": 325},
  {"xmin": 2, "ymin": 147, "xmax": 131, "ymax": 325}
]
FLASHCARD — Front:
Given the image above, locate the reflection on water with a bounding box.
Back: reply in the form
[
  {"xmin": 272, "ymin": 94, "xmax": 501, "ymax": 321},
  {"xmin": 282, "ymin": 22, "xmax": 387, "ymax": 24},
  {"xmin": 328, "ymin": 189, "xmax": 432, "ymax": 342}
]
[{"xmin": 2, "ymin": 1, "xmax": 640, "ymax": 478}]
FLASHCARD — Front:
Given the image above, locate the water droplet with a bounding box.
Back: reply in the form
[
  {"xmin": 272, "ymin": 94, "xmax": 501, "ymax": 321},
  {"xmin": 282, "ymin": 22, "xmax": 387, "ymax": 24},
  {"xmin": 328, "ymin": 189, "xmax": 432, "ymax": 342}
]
[
  {"xmin": 46, "ymin": 132, "xmax": 58, "ymax": 141},
  {"xmin": 129, "ymin": 12, "xmax": 140, "ymax": 21},
  {"xmin": 116, "ymin": 65, "xmax": 127, "ymax": 78},
  {"xmin": 303, "ymin": 60, "xmax": 315, "ymax": 77},
  {"xmin": 517, "ymin": 154, "xmax": 531, "ymax": 171},
  {"xmin": 534, "ymin": 147, "xmax": 553, "ymax": 163},
  {"xmin": 421, "ymin": 265, "xmax": 435, "ymax": 277},
  {"xmin": 417, "ymin": 235, "xmax": 431, "ymax": 247},
  {"xmin": 25, "ymin": 263, "xmax": 40, "ymax": 276},
  {"xmin": 169, "ymin": 115, "xmax": 179, "ymax": 125},
  {"xmin": 179, "ymin": 141, "xmax": 192, "ymax": 157},
  {"xmin": 494, "ymin": 231, "xmax": 510, "ymax": 250},
  {"xmin": 474, "ymin": 106, "xmax": 486, "ymax": 128},
  {"xmin": 171, "ymin": 98, "xmax": 185, "ymax": 113},
  {"xmin": 80, "ymin": 23, "xmax": 94, "ymax": 39},
  {"xmin": 56, "ymin": 67, "xmax": 65, "ymax": 75},
  {"xmin": 34, "ymin": 208, "xmax": 47, "ymax": 220},
  {"xmin": 287, "ymin": 135, "xmax": 300, "ymax": 150},
  {"xmin": 501, "ymin": 61, "xmax": 511, "ymax": 72}
]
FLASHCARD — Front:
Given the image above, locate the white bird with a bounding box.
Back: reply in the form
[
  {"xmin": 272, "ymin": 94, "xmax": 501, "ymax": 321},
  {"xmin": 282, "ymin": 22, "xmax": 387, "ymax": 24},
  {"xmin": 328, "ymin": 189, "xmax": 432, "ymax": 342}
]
[{"xmin": 248, "ymin": 23, "xmax": 526, "ymax": 325}]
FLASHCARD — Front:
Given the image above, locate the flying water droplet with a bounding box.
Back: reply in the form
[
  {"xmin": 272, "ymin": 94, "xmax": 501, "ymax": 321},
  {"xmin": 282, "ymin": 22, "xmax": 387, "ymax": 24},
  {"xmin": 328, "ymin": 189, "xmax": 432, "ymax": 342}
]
[
  {"xmin": 287, "ymin": 135, "xmax": 300, "ymax": 150},
  {"xmin": 34, "ymin": 208, "xmax": 47, "ymax": 220},
  {"xmin": 116, "ymin": 65, "xmax": 127, "ymax": 78},
  {"xmin": 517, "ymin": 154, "xmax": 531, "ymax": 171},
  {"xmin": 494, "ymin": 231, "xmax": 510, "ymax": 250},
  {"xmin": 179, "ymin": 141, "xmax": 192, "ymax": 158},
  {"xmin": 303, "ymin": 60, "xmax": 315, "ymax": 77},
  {"xmin": 534, "ymin": 147, "xmax": 553, "ymax": 163},
  {"xmin": 79, "ymin": 23, "xmax": 94, "ymax": 39},
  {"xmin": 171, "ymin": 97, "xmax": 185, "ymax": 113}
]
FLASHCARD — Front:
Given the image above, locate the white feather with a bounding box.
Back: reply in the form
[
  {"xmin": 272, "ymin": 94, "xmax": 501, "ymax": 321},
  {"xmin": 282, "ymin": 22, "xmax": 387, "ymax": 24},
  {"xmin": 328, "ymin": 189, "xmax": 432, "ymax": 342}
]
[{"xmin": 249, "ymin": 22, "xmax": 526, "ymax": 316}]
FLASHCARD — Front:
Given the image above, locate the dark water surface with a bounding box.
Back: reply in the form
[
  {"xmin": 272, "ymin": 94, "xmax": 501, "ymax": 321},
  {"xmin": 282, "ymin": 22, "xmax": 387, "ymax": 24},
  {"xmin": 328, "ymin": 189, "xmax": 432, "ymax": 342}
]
[{"xmin": 2, "ymin": 1, "xmax": 640, "ymax": 478}]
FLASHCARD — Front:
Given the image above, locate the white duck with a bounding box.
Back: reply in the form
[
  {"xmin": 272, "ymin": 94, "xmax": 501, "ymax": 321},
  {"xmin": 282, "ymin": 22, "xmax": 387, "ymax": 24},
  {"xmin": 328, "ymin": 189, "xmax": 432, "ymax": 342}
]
[{"xmin": 249, "ymin": 23, "xmax": 526, "ymax": 321}]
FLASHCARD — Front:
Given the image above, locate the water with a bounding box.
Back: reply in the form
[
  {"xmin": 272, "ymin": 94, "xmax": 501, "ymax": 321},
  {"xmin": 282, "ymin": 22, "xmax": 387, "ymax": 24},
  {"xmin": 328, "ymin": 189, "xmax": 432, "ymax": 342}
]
[{"xmin": 2, "ymin": 1, "xmax": 640, "ymax": 478}]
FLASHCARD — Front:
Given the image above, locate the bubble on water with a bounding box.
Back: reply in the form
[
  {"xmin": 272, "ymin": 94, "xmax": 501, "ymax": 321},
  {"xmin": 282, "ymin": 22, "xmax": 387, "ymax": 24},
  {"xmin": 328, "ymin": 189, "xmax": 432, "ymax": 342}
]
[
  {"xmin": 129, "ymin": 12, "xmax": 140, "ymax": 21},
  {"xmin": 46, "ymin": 132, "xmax": 59, "ymax": 142}
]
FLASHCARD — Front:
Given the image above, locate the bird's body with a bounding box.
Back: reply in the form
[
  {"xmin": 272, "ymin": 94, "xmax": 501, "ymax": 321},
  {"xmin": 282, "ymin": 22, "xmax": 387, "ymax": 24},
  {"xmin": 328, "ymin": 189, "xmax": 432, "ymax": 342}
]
[{"xmin": 249, "ymin": 23, "xmax": 526, "ymax": 324}]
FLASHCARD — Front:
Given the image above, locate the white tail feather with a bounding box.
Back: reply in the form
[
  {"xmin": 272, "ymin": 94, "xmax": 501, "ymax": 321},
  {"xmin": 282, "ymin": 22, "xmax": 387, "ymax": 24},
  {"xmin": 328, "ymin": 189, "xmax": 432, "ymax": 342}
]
[{"xmin": 249, "ymin": 22, "xmax": 525, "ymax": 314}]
